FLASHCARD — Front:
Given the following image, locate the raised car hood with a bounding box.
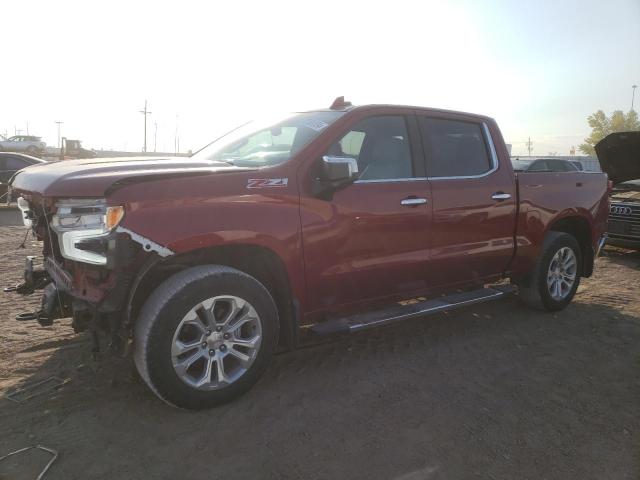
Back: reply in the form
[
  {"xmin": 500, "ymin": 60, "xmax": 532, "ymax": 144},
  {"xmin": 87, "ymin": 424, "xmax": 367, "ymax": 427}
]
[
  {"xmin": 595, "ymin": 132, "xmax": 640, "ymax": 185},
  {"xmin": 10, "ymin": 156, "xmax": 250, "ymax": 197}
]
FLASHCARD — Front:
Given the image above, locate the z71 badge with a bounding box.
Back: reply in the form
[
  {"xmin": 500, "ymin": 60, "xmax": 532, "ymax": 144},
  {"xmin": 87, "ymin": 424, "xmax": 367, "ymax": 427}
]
[{"xmin": 247, "ymin": 178, "xmax": 289, "ymax": 189}]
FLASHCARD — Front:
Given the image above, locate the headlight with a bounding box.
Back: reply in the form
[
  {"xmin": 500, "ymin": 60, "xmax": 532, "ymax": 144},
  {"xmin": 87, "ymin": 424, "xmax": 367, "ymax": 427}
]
[{"xmin": 51, "ymin": 199, "xmax": 125, "ymax": 265}]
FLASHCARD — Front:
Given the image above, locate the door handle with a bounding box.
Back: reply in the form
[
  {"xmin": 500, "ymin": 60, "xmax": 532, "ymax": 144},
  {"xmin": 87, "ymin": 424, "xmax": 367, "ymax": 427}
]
[
  {"xmin": 491, "ymin": 192, "xmax": 511, "ymax": 201},
  {"xmin": 401, "ymin": 197, "xmax": 428, "ymax": 207}
]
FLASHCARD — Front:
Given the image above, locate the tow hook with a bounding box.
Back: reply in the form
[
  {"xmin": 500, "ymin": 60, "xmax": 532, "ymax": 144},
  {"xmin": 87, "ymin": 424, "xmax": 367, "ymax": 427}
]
[
  {"xmin": 3, "ymin": 256, "xmax": 50, "ymax": 295},
  {"xmin": 4, "ymin": 256, "xmax": 59, "ymax": 326}
]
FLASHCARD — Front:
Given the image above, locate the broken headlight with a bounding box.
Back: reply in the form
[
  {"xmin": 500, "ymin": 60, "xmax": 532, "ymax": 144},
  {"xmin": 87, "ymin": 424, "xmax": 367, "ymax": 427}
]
[{"xmin": 51, "ymin": 199, "xmax": 124, "ymax": 265}]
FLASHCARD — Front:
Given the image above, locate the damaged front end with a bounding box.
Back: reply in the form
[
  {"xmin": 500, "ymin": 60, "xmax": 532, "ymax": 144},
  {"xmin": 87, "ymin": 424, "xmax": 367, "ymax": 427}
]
[{"xmin": 6, "ymin": 195, "xmax": 172, "ymax": 355}]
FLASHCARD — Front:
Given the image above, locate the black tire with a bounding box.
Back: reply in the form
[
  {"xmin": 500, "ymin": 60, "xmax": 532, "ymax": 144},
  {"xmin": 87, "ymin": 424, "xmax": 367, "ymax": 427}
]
[
  {"xmin": 518, "ymin": 232, "xmax": 582, "ymax": 312},
  {"xmin": 133, "ymin": 265, "xmax": 279, "ymax": 409}
]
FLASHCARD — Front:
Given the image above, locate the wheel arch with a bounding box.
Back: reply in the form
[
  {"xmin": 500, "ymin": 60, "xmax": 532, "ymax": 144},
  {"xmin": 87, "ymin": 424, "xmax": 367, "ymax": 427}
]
[
  {"xmin": 547, "ymin": 214, "xmax": 594, "ymax": 277},
  {"xmin": 128, "ymin": 244, "xmax": 299, "ymax": 350}
]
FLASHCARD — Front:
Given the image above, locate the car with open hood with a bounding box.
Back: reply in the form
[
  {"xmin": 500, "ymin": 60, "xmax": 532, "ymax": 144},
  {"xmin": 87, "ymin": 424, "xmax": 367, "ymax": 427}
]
[{"xmin": 596, "ymin": 132, "xmax": 640, "ymax": 249}]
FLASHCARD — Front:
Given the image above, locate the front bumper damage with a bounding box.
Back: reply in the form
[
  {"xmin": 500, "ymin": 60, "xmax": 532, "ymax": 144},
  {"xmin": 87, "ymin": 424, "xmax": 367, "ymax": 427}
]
[{"xmin": 5, "ymin": 212, "xmax": 174, "ymax": 355}]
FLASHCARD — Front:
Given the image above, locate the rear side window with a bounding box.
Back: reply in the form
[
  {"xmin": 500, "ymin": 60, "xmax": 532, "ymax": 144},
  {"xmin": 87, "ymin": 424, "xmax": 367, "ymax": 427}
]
[
  {"xmin": 420, "ymin": 118, "xmax": 492, "ymax": 178},
  {"xmin": 528, "ymin": 160, "xmax": 548, "ymax": 171},
  {"xmin": 6, "ymin": 157, "xmax": 30, "ymax": 170}
]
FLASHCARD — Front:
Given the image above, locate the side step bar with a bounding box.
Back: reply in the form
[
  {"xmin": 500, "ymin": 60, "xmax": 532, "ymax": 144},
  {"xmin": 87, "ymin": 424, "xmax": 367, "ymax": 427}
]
[{"xmin": 310, "ymin": 285, "xmax": 517, "ymax": 335}]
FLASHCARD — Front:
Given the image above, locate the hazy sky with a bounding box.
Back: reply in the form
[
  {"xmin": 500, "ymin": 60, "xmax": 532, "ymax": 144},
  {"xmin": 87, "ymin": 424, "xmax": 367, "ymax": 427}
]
[{"xmin": 1, "ymin": 0, "xmax": 638, "ymax": 156}]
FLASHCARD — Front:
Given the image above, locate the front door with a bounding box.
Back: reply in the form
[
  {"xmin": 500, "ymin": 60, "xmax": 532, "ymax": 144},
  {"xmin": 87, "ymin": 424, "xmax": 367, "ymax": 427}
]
[
  {"xmin": 417, "ymin": 114, "xmax": 517, "ymax": 288},
  {"xmin": 300, "ymin": 113, "xmax": 433, "ymax": 315}
]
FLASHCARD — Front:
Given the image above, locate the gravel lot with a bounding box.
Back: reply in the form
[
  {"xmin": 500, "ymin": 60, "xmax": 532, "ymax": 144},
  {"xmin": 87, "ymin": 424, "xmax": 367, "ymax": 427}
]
[{"xmin": 0, "ymin": 225, "xmax": 639, "ymax": 479}]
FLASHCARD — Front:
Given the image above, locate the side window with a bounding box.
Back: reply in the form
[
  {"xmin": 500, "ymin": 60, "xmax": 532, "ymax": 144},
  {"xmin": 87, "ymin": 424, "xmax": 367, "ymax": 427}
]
[
  {"xmin": 6, "ymin": 158, "xmax": 29, "ymax": 170},
  {"xmin": 420, "ymin": 118, "xmax": 492, "ymax": 178},
  {"xmin": 547, "ymin": 160, "xmax": 562, "ymax": 172},
  {"xmin": 327, "ymin": 116, "xmax": 414, "ymax": 181},
  {"xmin": 528, "ymin": 160, "xmax": 547, "ymax": 171}
]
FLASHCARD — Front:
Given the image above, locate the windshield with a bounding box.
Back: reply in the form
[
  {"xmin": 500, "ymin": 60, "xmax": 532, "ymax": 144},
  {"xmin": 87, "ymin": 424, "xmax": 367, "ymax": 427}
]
[{"xmin": 192, "ymin": 111, "xmax": 345, "ymax": 167}]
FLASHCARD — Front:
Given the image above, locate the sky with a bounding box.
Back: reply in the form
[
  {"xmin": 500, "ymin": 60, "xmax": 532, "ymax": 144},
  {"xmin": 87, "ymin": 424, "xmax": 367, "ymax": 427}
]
[{"xmin": 1, "ymin": 0, "xmax": 638, "ymax": 156}]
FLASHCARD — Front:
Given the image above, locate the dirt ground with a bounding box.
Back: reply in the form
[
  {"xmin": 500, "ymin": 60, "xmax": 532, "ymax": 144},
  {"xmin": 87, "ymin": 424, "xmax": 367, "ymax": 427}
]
[{"xmin": 0, "ymin": 225, "xmax": 639, "ymax": 480}]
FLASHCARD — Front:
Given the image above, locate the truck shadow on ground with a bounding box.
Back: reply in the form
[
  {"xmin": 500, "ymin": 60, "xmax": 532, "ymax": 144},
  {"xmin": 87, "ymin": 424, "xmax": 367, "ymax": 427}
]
[{"xmin": 2, "ymin": 295, "xmax": 639, "ymax": 479}]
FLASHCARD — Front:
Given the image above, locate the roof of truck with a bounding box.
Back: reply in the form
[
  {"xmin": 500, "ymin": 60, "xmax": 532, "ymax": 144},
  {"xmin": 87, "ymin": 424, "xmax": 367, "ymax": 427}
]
[{"xmin": 305, "ymin": 97, "xmax": 494, "ymax": 122}]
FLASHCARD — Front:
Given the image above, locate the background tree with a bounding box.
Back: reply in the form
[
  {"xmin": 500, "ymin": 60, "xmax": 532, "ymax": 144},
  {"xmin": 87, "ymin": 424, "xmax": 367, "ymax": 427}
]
[{"xmin": 579, "ymin": 110, "xmax": 640, "ymax": 155}]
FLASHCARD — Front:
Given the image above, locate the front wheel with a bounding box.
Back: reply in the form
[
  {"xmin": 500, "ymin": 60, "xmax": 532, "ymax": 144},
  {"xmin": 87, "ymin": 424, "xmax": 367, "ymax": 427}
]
[
  {"xmin": 518, "ymin": 232, "xmax": 582, "ymax": 311},
  {"xmin": 133, "ymin": 265, "xmax": 279, "ymax": 409}
]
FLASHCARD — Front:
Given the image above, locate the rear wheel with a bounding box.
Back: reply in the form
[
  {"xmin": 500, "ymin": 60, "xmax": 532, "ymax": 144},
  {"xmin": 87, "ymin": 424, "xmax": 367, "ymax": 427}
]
[
  {"xmin": 518, "ymin": 232, "xmax": 581, "ymax": 311},
  {"xmin": 134, "ymin": 265, "xmax": 279, "ymax": 409}
]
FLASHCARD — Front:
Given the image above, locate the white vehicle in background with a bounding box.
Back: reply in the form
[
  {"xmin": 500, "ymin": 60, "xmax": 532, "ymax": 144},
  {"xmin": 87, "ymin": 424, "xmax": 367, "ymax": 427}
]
[{"xmin": 0, "ymin": 135, "xmax": 47, "ymax": 156}]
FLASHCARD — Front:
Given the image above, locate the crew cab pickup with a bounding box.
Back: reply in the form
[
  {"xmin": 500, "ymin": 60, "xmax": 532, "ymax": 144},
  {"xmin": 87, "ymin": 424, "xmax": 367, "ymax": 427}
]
[{"xmin": 7, "ymin": 99, "xmax": 610, "ymax": 409}]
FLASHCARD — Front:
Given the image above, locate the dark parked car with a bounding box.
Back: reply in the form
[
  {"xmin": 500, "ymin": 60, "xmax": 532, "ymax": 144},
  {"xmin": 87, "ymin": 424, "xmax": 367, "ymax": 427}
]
[
  {"xmin": 8, "ymin": 100, "xmax": 610, "ymax": 409},
  {"xmin": 0, "ymin": 152, "xmax": 46, "ymax": 199},
  {"xmin": 511, "ymin": 158, "xmax": 580, "ymax": 172}
]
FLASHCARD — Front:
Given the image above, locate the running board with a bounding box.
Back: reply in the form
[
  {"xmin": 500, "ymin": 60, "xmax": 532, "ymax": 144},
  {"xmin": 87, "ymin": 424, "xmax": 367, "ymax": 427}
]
[{"xmin": 310, "ymin": 285, "xmax": 517, "ymax": 335}]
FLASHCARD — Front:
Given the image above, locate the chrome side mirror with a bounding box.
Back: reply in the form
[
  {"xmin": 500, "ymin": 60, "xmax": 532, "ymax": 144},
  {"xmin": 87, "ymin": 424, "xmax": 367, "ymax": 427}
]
[{"xmin": 321, "ymin": 155, "xmax": 359, "ymax": 182}]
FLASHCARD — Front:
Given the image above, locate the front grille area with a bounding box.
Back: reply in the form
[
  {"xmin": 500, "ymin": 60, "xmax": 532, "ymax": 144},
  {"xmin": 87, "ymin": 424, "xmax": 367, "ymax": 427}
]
[{"xmin": 608, "ymin": 202, "xmax": 640, "ymax": 239}]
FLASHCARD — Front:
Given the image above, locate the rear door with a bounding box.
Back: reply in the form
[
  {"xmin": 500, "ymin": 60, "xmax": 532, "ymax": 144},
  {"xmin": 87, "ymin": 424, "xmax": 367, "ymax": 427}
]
[
  {"xmin": 417, "ymin": 114, "xmax": 517, "ymax": 288},
  {"xmin": 301, "ymin": 112, "xmax": 433, "ymax": 314}
]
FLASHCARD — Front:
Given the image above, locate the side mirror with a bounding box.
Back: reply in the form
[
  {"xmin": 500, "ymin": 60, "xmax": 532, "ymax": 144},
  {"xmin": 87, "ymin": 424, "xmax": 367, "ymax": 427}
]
[{"xmin": 321, "ymin": 155, "xmax": 359, "ymax": 182}]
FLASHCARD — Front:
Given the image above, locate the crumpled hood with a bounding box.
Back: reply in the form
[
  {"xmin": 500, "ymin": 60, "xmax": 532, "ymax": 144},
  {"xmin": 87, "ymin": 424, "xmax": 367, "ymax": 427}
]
[
  {"xmin": 10, "ymin": 156, "xmax": 250, "ymax": 197},
  {"xmin": 595, "ymin": 132, "xmax": 640, "ymax": 185}
]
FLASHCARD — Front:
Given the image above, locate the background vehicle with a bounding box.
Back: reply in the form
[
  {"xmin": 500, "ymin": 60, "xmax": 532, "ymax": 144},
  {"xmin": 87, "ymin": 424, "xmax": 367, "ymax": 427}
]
[
  {"xmin": 0, "ymin": 135, "xmax": 46, "ymax": 156},
  {"xmin": 0, "ymin": 152, "xmax": 46, "ymax": 199},
  {"xmin": 59, "ymin": 138, "xmax": 97, "ymax": 159},
  {"xmin": 596, "ymin": 132, "xmax": 640, "ymax": 249},
  {"xmin": 8, "ymin": 100, "xmax": 609, "ymax": 409},
  {"xmin": 570, "ymin": 160, "xmax": 585, "ymax": 171},
  {"xmin": 511, "ymin": 157, "xmax": 580, "ymax": 172}
]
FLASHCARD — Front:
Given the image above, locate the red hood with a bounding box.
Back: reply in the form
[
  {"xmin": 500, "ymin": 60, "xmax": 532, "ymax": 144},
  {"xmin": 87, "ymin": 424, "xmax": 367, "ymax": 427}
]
[{"xmin": 10, "ymin": 156, "xmax": 252, "ymax": 198}]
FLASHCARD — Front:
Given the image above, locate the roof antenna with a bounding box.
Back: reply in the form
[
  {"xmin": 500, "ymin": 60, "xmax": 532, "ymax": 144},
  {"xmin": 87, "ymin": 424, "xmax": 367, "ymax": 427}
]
[{"xmin": 330, "ymin": 96, "xmax": 352, "ymax": 110}]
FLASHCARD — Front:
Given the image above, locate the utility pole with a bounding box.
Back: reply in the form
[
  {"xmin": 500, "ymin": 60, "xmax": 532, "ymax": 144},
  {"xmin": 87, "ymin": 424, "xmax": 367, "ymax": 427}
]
[
  {"xmin": 632, "ymin": 85, "xmax": 638, "ymax": 112},
  {"xmin": 139, "ymin": 100, "xmax": 152, "ymax": 152},
  {"xmin": 55, "ymin": 121, "xmax": 63, "ymax": 147},
  {"xmin": 154, "ymin": 122, "xmax": 158, "ymax": 152},
  {"xmin": 174, "ymin": 114, "xmax": 179, "ymax": 155},
  {"xmin": 526, "ymin": 137, "xmax": 533, "ymax": 156}
]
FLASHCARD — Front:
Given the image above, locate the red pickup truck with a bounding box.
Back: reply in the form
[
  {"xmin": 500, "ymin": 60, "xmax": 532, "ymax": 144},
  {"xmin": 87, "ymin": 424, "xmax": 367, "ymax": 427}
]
[{"xmin": 8, "ymin": 98, "xmax": 610, "ymax": 409}]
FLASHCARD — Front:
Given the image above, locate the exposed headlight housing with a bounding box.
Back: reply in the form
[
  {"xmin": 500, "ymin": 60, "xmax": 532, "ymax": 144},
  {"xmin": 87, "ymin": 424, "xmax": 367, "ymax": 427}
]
[{"xmin": 51, "ymin": 199, "xmax": 125, "ymax": 265}]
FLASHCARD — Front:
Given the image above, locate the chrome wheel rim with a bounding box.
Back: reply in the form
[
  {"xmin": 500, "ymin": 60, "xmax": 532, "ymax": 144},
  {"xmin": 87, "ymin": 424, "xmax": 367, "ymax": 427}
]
[
  {"xmin": 547, "ymin": 247, "xmax": 577, "ymax": 301},
  {"xmin": 171, "ymin": 295, "xmax": 262, "ymax": 390}
]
